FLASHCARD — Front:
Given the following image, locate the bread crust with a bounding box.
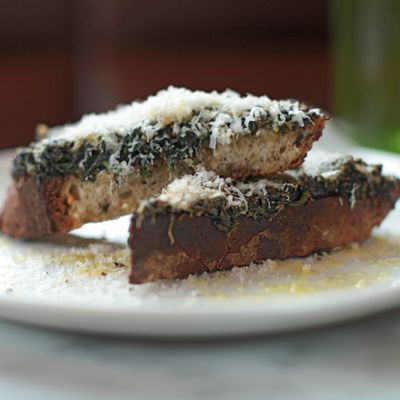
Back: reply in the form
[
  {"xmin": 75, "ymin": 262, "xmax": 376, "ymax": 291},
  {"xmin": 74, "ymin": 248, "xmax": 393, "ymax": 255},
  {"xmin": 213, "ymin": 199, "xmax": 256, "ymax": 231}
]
[
  {"xmin": 0, "ymin": 167, "xmax": 170, "ymax": 239},
  {"xmin": 0, "ymin": 176, "xmax": 74, "ymax": 239},
  {"xmin": 128, "ymin": 191, "xmax": 399, "ymax": 283},
  {"xmin": 0, "ymin": 117, "xmax": 326, "ymax": 239}
]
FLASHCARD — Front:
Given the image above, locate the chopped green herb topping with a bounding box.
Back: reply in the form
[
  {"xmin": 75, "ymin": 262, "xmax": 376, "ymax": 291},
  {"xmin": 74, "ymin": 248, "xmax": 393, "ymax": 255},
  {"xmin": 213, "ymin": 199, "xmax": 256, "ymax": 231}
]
[
  {"xmin": 12, "ymin": 87, "xmax": 324, "ymax": 181},
  {"xmin": 137, "ymin": 158, "xmax": 399, "ymax": 232}
]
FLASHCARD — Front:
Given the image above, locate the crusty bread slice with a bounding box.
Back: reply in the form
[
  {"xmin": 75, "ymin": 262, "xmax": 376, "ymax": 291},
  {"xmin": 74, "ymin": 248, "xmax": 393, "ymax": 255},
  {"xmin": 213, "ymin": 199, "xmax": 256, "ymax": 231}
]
[
  {"xmin": 0, "ymin": 87, "xmax": 327, "ymax": 238},
  {"xmin": 128, "ymin": 157, "xmax": 400, "ymax": 283},
  {"xmin": 0, "ymin": 164, "xmax": 171, "ymax": 238}
]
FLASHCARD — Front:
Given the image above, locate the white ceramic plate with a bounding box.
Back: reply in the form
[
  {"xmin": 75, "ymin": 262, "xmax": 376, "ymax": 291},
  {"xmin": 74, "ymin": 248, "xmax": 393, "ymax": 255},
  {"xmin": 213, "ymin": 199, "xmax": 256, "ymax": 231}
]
[{"xmin": 0, "ymin": 145, "xmax": 399, "ymax": 337}]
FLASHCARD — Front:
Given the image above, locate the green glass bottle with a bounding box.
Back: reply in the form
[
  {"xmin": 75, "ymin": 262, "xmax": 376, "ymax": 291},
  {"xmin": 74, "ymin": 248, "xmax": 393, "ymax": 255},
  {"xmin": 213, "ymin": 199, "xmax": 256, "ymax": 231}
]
[{"xmin": 331, "ymin": 0, "xmax": 400, "ymax": 152}]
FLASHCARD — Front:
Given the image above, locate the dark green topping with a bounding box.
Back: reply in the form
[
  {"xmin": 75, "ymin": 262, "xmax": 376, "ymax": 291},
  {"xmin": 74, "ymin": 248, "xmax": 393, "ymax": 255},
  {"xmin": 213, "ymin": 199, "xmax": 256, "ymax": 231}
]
[
  {"xmin": 11, "ymin": 100, "xmax": 324, "ymax": 182},
  {"xmin": 138, "ymin": 158, "xmax": 400, "ymax": 232},
  {"xmin": 12, "ymin": 125, "xmax": 206, "ymax": 181}
]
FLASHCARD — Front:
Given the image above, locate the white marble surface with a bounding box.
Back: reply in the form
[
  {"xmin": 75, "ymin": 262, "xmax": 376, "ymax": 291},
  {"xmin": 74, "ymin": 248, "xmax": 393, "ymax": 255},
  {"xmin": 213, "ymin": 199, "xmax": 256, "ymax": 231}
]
[{"xmin": 1, "ymin": 310, "xmax": 400, "ymax": 400}]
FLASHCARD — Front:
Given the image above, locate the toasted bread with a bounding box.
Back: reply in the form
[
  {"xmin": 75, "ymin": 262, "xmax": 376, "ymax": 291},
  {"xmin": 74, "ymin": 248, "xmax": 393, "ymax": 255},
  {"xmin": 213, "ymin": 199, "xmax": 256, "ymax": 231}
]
[
  {"xmin": 1, "ymin": 87, "xmax": 327, "ymax": 238},
  {"xmin": 129, "ymin": 157, "xmax": 400, "ymax": 283}
]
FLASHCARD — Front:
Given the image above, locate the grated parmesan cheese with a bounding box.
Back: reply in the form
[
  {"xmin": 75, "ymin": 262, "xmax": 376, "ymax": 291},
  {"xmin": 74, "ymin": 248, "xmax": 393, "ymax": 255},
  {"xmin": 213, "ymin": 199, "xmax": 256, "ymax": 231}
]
[
  {"xmin": 46, "ymin": 86, "xmax": 322, "ymax": 150},
  {"xmin": 299, "ymin": 151, "xmax": 349, "ymax": 177},
  {"xmin": 14, "ymin": 86, "xmax": 326, "ymax": 182},
  {"xmin": 138, "ymin": 166, "xmax": 297, "ymax": 213},
  {"xmin": 137, "ymin": 168, "xmax": 227, "ymax": 213}
]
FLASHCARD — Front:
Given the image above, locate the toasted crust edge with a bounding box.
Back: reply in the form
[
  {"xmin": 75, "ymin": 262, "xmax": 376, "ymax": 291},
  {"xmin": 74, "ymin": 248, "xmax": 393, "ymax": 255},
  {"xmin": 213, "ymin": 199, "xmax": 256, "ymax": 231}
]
[
  {"xmin": 0, "ymin": 168, "xmax": 170, "ymax": 239},
  {"xmin": 0, "ymin": 176, "xmax": 74, "ymax": 239},
  {"xmin": 128, "ymin": 191, "xmax": 399, "ymax": 283}
]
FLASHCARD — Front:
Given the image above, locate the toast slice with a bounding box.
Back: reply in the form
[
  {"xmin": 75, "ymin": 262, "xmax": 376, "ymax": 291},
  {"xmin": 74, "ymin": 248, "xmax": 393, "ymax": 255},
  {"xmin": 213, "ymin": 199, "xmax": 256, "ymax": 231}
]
[
  {"xmin": 129, "ymin": 156, "xmax": 400, "ymax": 283},
  {"xmin": 1, "ymin": 87, "xmax": 327, "ymax": 238}
]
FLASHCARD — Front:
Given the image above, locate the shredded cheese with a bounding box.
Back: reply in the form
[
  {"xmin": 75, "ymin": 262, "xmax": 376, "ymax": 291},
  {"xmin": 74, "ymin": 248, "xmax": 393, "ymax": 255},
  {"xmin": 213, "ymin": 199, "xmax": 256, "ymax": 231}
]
[
  {"xmin": 138, "ymin": 167, "xmax": 297, "ymax": 213},
  {"xmin": 300, "ymin": 151, "xmax": 349, "ymax": 177},
  {"xmin": 45, "ymin": 86, "xmax": 322, "ymax": 150},
  {"xmin": 138, "ymin": 153, "xmax": 388, "ymax": 215}
]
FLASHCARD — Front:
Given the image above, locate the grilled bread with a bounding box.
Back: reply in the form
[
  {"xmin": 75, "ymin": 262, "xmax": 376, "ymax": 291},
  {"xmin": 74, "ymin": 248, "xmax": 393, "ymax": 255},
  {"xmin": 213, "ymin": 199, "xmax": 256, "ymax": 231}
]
[
  {"xmin": 129, "ymin": 156, "xmax": 400, "ymax": 283},
  {"xmin": 1, "ymin": 87, "xmax": 327, "ymax": 238}
]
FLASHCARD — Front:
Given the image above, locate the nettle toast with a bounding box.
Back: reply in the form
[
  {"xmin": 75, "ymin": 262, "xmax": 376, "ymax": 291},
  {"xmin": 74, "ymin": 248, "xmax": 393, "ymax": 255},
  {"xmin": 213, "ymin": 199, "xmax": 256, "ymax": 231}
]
[
  {"xmin": 129, "ymin": 156, "xmax": 400, "ymax": 283},
  {"xmin": 1, "ymin": 87, "xmax": 328, "ymax": 239}
]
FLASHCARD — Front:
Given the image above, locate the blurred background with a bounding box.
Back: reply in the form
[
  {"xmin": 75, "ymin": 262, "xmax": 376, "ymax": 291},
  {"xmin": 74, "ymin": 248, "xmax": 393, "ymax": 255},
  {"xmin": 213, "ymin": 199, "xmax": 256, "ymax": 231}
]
[{"xmin": 0, "ymin": 0, "xmax": 398, "ymax": 151}]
